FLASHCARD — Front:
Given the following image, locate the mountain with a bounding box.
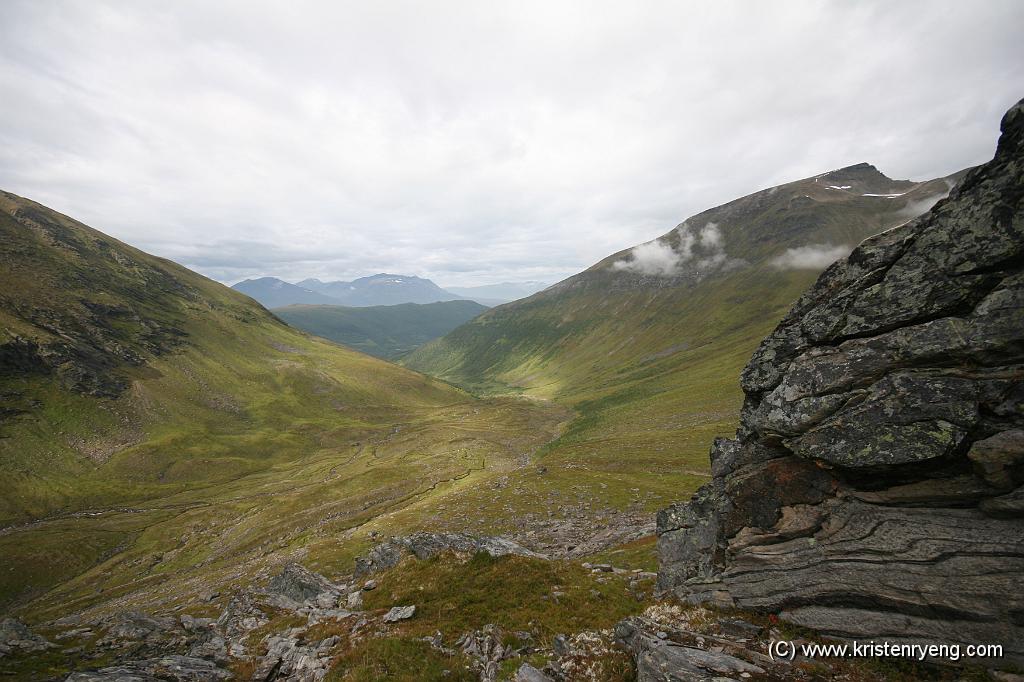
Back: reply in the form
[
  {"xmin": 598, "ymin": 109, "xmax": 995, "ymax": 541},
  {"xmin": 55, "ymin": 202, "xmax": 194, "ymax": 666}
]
[
  {"xmin": 404, "ymin": 162, "xmax": 968, "ymax": 512},
  {"xmin": 231, "ymin": 276, "xmax": 340, "ymax": 308},
  {"xmin": 444, "ymin": 281, "xmax": 550, "ymax": 305},
  {"xmin": 274, "ymin": 299, "xmax": 489, "ymax": 359},
  {"xmin": 295, "ymin": 273, "xmax": 464, "ymax": 306},
  {"xmin": 0, "ymin": 191, "xmax": 565, "ymax": 625},
  {"xmin": 656, "ymin": 97, "xmax": 1024, "ymax": 666}
]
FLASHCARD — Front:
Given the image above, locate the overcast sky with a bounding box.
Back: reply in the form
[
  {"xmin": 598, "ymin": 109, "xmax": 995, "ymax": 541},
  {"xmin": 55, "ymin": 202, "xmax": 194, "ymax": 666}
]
[{"xmin": 1, "ymin": 1, "xmax": 1022, "ymax": 287}]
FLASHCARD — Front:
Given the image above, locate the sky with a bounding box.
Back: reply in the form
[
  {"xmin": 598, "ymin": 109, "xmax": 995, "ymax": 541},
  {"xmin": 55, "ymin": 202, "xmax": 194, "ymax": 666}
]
[{"xmin": 1, "ymin": 1, "xmax": 1022, "ymax": 288}]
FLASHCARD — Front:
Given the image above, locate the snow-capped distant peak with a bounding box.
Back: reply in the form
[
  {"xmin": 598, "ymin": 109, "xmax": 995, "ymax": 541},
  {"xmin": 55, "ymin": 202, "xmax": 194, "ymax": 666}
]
[{"xmin": 826, "ymin": 185, "xmax": 852, "ymax": 190}]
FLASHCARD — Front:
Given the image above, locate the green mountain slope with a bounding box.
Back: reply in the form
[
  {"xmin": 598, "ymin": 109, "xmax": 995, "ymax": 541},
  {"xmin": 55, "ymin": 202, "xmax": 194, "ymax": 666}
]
[
  {"xmin": 0, "ymin": 190, "xmax": 566, "ymax": 615},
  {"xmin": 274, "ymin": 300, "xmax": 488, "ymax": 359},
  {"xmin": 404, "ymin": 163, "xmax": 967, "ymax": 512}
]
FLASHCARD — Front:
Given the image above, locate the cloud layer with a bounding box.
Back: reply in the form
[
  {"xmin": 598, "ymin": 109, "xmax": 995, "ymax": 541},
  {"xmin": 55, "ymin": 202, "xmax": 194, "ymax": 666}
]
[{"xmin": 1, "ymin": 1, "xmax": 1022, "ymax": 286}]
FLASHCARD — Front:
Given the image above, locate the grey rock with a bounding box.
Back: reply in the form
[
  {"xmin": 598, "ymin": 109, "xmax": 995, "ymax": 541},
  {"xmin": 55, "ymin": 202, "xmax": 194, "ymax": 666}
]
[
  {"xmin": 454, "ymin": 626, "xmax": 528, "ymax": 679},
  {"xmin": 216, "ymin": 594, "xmax": 268, "ymax": 641},
  {"xmin": 457, "ymin": 625, "xmax": 518, "ymax": 681},
  {"xmin": 851, "ymin": 475, "xmax": 997, "ymax": 507},
  {"xmin": 969, "ymin": 429, "xmax": 1024, "ymax": 490},
  {"xmin": 980, "ymin": 484, "xmax": 1024, "ymax": 517},
  {"xmin": 551, "ymin": 633, "xmax": 569, "ymax": 657},
  {"xmin": 657, "ymin": 98, "xmax": 1024, "ymax": 667},
  {"xmin": 250, "ymin": 631, "xmax": 337, "ymax": 682},
  {"xmin": 65, "ymin": 655, "xmax": 231, "ymax": 681},
  {"xmin": 0, "ymin": 617, "xmax": 53, "ymax": 656},
  {"xmin": 355, "ymin": 532, "xmax": 547, "ymax": 576},
  {"xmin": 314, "ymin": 591, "xmax": 338, "ymax": 609},
  {"xmin": 346, "ymin": 591, "xmax": 363, "ymax": 609},
  {"xmin": 306, "ymin": 608, "xmax": 353, "ymax": 624},
  {"xmin": 92, "ymin": 611, "xmax": 188, "ymax": 661},
  {"xmin": 267, "ymin": 562, "xmax": 337, "ymax": 604},
  {"xmin": 615, "ymin": 618, "xmax": 765, "ymax": 682},
  {"xmin": 514, "ymin": 663, "xmax": 553, "ymax": 681},
  {"xmin": 382, "ymin": 605, "xmax": 416, "ymax": 623}
]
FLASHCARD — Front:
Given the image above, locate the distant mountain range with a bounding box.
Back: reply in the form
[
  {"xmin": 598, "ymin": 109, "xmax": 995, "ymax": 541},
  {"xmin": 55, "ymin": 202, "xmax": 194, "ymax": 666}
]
[
  {"xmin": 231, "ymin": 277, "xmax": 340, "ymax": 308},
  {"xmin": 274, "ymin": 300, "xmax": 488, "ymax": 359},
  {"xmin": 233, "ymin": 274, "xmax": 547, "ymax": 309}
]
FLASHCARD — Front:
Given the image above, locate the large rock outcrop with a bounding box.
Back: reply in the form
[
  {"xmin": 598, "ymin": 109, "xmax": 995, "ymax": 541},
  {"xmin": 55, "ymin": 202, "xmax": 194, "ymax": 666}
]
[{"xmin": 658, "ymin": 98, "xmax": 1024, "ymax": 665}]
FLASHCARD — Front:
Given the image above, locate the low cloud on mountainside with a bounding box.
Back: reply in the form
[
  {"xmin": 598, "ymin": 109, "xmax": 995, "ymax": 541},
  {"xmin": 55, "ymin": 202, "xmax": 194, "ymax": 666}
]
[
  {"xmin": 613, "ymin": 222, "xmax": 726, "ymax": 276},
  {"xmin": 896, "ymin": 189, "xmax": 952, "ymax": 220},
  {"xmin": 770, "ymin": 243, "xmax": 852, "ymax": 270}
]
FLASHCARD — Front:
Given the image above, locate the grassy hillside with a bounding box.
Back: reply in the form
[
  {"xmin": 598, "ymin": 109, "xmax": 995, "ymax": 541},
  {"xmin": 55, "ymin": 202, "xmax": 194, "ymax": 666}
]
[
  {"xmin": 404, "ymin": 164, "xmax": 967, "ymax": 520},
  {"xmin": 274, "ymin": 300, "xmax": 488, "ymax": 359},
  {"xmin": 0, "ymin": 190, "xmax": 567, "ymax": 617}
]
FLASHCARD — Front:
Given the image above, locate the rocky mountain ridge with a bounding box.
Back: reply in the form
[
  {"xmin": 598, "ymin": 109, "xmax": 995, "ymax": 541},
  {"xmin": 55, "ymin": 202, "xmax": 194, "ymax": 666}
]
[{"xmin": 656, "ymin": 98, "xmax": 1024, "ymax": 666}]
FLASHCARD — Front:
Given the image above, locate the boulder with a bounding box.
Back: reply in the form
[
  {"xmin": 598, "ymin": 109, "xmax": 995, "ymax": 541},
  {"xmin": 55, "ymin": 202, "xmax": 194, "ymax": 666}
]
[
  {"xmin": 267, "ymin": 562, "xmax": 338, "ymax": 604},
  {"xmin": 657, "ymin": 98, "xmax": 1024, "ymax": 667},
  {"xmin": 382, "ymin": 605, "xmax": 416, "ymax": 623}
]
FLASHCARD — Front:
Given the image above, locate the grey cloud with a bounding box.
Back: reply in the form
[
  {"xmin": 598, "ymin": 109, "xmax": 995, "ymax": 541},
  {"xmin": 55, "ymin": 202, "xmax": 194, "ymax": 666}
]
[{"xmin": 0, "ymin": 1, "xmax": 1022, "ymax": 287}]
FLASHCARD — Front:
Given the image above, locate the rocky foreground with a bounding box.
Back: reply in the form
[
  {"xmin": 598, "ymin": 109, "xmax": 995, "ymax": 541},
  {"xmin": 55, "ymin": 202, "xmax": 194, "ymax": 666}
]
[
  {"xmin": 657, "ymin": 98, "xmax": 1024, "ymax": 668},
  {"xmin": 1, "ymin": 533, "xmax": 661, "ymax": 681}
]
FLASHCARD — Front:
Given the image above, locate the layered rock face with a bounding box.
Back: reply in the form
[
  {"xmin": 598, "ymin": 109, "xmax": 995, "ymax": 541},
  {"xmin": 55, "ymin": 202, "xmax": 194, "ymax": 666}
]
[{"xmin": 658, "ymin": 99, "xmax": 1024, "ymax": 663}]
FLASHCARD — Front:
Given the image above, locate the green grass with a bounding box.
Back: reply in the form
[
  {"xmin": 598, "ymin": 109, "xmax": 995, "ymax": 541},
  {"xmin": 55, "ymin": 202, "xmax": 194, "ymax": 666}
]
[
  {"xmin": 585, "ymin": 535, "xmax": 658, "ymax": 573},
  {"xmin": 323, "ymin": 552, "xmax": 649, "ymax": 681},
  {"xmin": 362, "ymin": 553, "xmax": 648, "ymax": 641}
]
